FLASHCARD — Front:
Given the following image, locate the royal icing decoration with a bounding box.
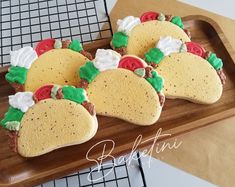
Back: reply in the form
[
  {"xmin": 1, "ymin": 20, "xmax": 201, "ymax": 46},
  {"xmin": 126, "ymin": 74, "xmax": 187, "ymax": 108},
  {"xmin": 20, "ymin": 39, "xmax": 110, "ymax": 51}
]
[
  {"xmin": 9, "ymin": 92, "xmax": 35, "ymax": 113},
  {"xmin": 10, "ymin": 47, "xmax": 37, "ymax": 69},
  {"xmin": 35, "ymin": 39, "xmax": 55, "ymax": 56},
  {"xmin": 156, "ymin": 36, "xmax": 186, "ymax": 56},
  {"xmin": 93, "ymin": 49, "xmax": 121, "ymax": 71},
  {"xmin": 140, "ymin": 11, "xmax": 159, "ymax": 22},
  {"xmin": 62, "ymin": 86, "xmax": 88, "ymax": 104},
  {"xmin": 206, "ymin": 52, "xmax": 223, "ymax": 70},
  {"xmin": 0, "ymin": 107, "xmax": 24, "ymax": 130},
  {"xmin": 144, "ymin": 36, "xmax": 187, "ymax": 66},
  {"xmin": 54, "ymin": 40, "xmax": 62, "ymax": 49},
  {"xmin": 117, "ymin": 16, "xmax": 141, "ymax": 35},
  {"xmin": 5, "ymin": 121, "xmax": 21, "ymax": 131},
  {"xmin": 186, "ymin": 42, "xmax": 206, "ymax": 58},
  {"xmin": 34, "ymin": 85, "xmax": 54, "ymax": 101},
  {"xmin": 118, "ymin": 56, "xmax": 145, "ymax": 71},
  {"xmin": 112, "ymin": 32, "xmax": 129, "ymax": 48},
  {"xmin": 1, "ymin": 86, "xmax": 91, "ymax": 132},
  {"xmin": 79, "ymin": 49, "xmax": 164, "ymax": 94}
]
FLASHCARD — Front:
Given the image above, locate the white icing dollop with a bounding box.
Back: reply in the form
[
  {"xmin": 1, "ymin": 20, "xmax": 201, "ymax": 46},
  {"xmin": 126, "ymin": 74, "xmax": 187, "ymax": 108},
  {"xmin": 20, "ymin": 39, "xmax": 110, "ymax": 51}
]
[
  {"xmin": 156, "ymin": 36, "xmax": 184, "ymax": 56},
  {"xmin": 9, "ymin": 92, "xmax": 35, "ymax": 113},
  {"xmin": 10, "ymin": 46, "xmax": 38, "ymax": 69},
  {"xmin": 117, "ymin": 16, "xmax": 141, "ymax": 35},
  {"xmin": 93, "ymin": 49, "xmax": 121, "ymax": 71}
]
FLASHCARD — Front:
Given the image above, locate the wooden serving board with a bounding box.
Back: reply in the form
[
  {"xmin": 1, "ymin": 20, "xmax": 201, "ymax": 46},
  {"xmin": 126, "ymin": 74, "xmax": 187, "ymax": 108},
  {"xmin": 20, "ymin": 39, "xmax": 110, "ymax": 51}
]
[{"xmin": 0, "ymin": 15, "xmax": 235, "ymax": 187}]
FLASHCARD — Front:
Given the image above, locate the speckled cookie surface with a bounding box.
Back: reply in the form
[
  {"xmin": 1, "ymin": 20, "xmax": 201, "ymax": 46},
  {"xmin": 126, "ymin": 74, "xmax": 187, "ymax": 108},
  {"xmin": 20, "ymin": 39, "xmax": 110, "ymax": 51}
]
[
  {"xmin": 157, "ymin": 53, "xmax": 223, "ymax": 104},
  {"xmin": 24, "ymin": 49, "xmax": 88, "ymax": 92},
  {"xmin": 86, "ymin": 68, "xmax": 161, "ymax": 125},
  {"xmin": 17, "ymin": 99, "xmax": 98, "ymax": 157},
  {"xmin": 127, "ymin": 21, "xmax": 190, "ymax": 58}
]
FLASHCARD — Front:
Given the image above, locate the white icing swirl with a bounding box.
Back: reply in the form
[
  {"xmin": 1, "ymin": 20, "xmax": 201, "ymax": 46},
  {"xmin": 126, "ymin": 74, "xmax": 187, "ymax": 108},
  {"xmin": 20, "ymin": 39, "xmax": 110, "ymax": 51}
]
[
  {"xmin": 156, "ymin": 36, "xmax": 184, "ymax": 56},
  {"xmin": 93, "ymin": 49, "xmax": 121, "ymax": 71},
  {"xmin": 117, "ymin": 16, "xmax": 141, "ymax": 35},
  {"xmin": 9, "ymin": 92, "xmax": 35, "ymax": 113},
  {"xmin": 10, "ymin": 46, "xmax": 38, "ymax": 69}
]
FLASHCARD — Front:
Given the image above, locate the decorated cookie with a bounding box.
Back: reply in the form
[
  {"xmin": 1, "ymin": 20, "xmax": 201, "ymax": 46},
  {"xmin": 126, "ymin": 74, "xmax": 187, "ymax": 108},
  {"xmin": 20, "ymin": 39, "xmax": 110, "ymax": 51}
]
[
  {"xmin": 78, "ymin": 49, "xmax": 164, "ymax": 126},
  {"xmin": 111, "ymin": 12, "xmax": 191, "ymax": 57},
  {"xmin": 144, "ymin": 36, "xmax": 225, "ymax": 104},
  {"xmin": 0, "ymin": 85, "xmax": 98, "ymax": 157},
  {"xmin": 5, "ymin": 39, "xmax": 93, "ymax": 92}
]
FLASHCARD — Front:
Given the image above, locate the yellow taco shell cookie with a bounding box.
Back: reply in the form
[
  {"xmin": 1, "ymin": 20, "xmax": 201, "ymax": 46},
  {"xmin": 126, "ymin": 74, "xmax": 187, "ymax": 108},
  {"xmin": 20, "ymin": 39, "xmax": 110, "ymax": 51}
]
[
  {"xmin": 157, "ymin": 53, "xmax": 223, "ymax": 104},
  {"xmin": 127, "ymin": 21, "xmax": 190, "ymax": 58},
  {"xmin": 18, "ymin": 99, "xmax": 98, "ymax": 157},
  {"xmin": 24, "ymin": 49, "xmax": 88, "ymax": 92},
  {"xmin": 86, "ymin": 69, "xmax": 162, "ymax": 126}
]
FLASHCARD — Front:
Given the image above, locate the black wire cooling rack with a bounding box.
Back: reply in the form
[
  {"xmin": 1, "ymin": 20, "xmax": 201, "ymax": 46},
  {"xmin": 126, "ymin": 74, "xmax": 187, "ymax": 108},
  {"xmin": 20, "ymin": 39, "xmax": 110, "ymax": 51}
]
[
  {"xmin": 36, "ymin": 152, "xmax": 147, "ymax": 187},
  {"xmin": 0, "ymin": 1, "xmax": 147, "ymax": 187}
]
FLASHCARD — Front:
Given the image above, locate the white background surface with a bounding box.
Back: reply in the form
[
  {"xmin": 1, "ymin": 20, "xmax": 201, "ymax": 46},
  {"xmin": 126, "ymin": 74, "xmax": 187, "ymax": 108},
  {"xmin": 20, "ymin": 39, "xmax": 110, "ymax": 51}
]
[{"xmin": 179, "ymin": 0, "xmax": 235, "ymax": 19}]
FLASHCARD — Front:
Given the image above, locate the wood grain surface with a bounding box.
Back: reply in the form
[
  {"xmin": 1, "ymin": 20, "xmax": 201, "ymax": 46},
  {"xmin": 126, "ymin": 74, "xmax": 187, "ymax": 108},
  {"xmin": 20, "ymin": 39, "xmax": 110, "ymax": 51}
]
[{"xmin": 0, "ymin": 16, "xmax": 235, "ymax": 187}]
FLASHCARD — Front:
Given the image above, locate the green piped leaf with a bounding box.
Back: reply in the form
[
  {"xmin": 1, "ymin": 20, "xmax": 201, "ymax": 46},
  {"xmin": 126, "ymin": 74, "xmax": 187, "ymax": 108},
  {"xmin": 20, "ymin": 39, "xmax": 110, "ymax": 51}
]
[
  {"xmin": 146, "ymin": 71, "xmax": 164, "ymax": 93},
  {"xmin": 62, "ymin": 86, "xmax": 87, "ymax": 104},
  {"xmin": 68, "ymin": 40, "xmax": 83, "ymax": 52},
  {"xmin": 1, "ymin": 107, "xmax": 24, "ymax": 129},
  {"xmin": 5, "ymin": 66, "xmax": 28, "ymax": 85},
  {"xmin": 207, "ymin": 53, "xmax": 223, "ymax": 70},
  {"xmin": 79, "ymin": 62, "xmax": 100, "ymax": 83},
  {"xmin": 170, "ymin": 16, "xmax": 184, "ymax": 29},
  {"xmin": 144, "ymin": 48, "xmax": 164, "ymax": 65},
  {"xmin": 111, "ymin": 32, "xmax": 128, "ymax": 48}
]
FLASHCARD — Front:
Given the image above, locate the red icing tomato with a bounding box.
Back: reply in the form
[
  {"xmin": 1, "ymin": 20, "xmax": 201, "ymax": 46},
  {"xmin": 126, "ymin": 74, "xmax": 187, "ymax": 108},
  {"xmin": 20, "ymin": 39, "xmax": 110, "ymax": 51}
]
[
  {"xmin": 34, "ymin": 85, "xmax": 54, "ymax": 101},
  {"xmin": 186, "ymin": 42, "xmax": 206, "ymax": 58},
  {"xmin": 35, "ymin": 39, "xmax": 55, "ymax": 56},
  {"xmin": 140, "ymin": 11, "xmax": 159, "ymax": 22},
  {"xmin": 119, "ymin": 56, "xmax": 145, "ymax": 71}
]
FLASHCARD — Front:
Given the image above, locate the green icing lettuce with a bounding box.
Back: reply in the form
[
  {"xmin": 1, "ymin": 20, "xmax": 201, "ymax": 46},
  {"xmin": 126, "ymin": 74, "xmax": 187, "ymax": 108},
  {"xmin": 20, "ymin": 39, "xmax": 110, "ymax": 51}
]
[
  {"xmin": 170, "ymin": 16, "xmax": 184, "ymax": 29},
  {"xmin": 111, "ymin": 32, "xmax": 128, "ymax": 48},
  {"xmin": 1, "ymin": 107, "xmax": 24, "ymax": 129},
  {"xmin": 144, "ymin": 48, "xmax": 164, "ymax": 65},
  {"xmin": 68, "ymin": 40, "xmax": 83, "ymax": 52},
  {"xmin": 62, "ymin": 86, "xmax": 87, "ymax": 104},
  {"xmin": 146, "ymin": 71, "xmax": 164, "ymax": 93},
  {"xmin": 5, "ymin": 66, "xmax": 28, "ymax": 85},
  {"xmin": 207, "ymin": 53, "xmax": 223, "ymax": 70},
  {"xmin": 79, "ymin": 62, "xmax": 100, "ymax": 83}
]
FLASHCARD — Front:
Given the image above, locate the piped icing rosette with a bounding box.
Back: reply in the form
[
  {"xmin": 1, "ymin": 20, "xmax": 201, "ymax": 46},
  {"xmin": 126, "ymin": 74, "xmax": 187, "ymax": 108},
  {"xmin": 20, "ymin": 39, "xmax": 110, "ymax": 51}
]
[
  {"xmin": 111, "ymin": 11, "xmax": 190, "ymax": 56},
  {"xmin": 5, "ymin": 39, "xmax": 92, "ymax": 92},
  {"xmin": 77, "ymin": 49, "xmax": 164, "ymax": 126},
  {"xmin": 0, "ymin": 85, "xmax": 97, "ymax": 157},
  {"xmin": 144, "ymin": 36, "xmax": 225, "ymax": 85}
]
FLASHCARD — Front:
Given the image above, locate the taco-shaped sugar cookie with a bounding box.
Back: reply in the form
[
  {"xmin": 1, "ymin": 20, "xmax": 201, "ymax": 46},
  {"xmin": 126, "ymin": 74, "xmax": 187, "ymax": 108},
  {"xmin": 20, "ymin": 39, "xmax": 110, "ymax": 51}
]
[
  {"xmin": 78, "ymin": 49, "xmax": 164, "ymax": 126},
  {"xmin": 111, "ymin": 11, "xmax": 191, "ymax": 57},
  {"xmin": 0, "ymin": 85, "xmax": 97, "ymax": 157},
  {"xmin": 144, "ymin": 36, "xmax": 225, "ymax": 104},
  {"xmin": 5, "ymin": 39, "xmax": 92, "ymax": 92}
]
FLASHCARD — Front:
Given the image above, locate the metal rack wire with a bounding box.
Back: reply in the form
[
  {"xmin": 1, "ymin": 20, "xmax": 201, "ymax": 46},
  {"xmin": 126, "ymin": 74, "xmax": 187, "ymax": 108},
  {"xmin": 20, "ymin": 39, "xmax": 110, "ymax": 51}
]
[
  {"xmin": 36, "ymin": 152, "xmax": 147, "ymax": 187},
  {"xmin": 0, "ymin": 0, "xmax": 112, "ymax": 66},
  {"xmin": 0, "ymin": 0, "xmax": 147, "ymax": 186}
]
